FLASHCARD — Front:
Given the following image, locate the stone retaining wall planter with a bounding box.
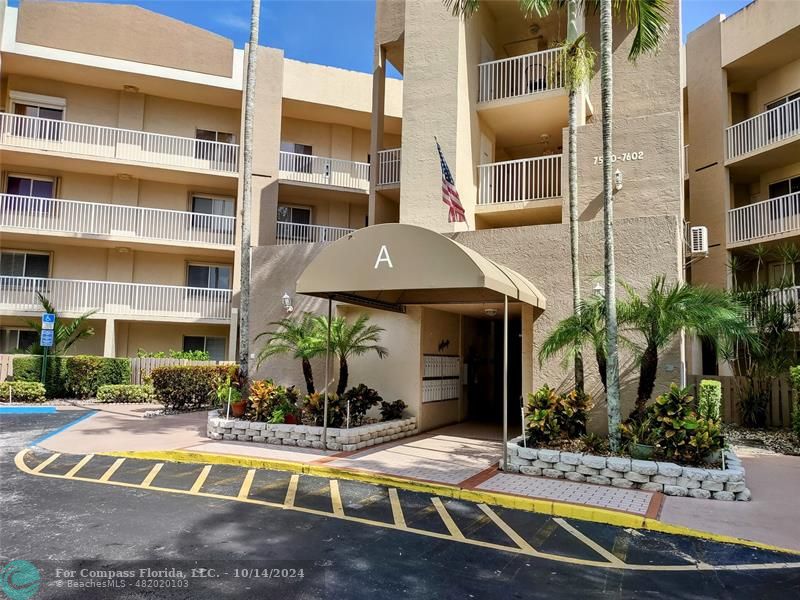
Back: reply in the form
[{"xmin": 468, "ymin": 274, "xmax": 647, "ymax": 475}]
[
  {"xmin": 505, "ymin": 436, "xmax": 750, "ymax": 501},
  {"xmin": 207, "ymin": 411, "xmax": 417, "ymax": 451}
]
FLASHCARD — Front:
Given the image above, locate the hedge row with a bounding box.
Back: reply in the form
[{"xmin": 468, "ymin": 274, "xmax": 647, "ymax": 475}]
[
  {"xmin": 0, "ymin": 381, "xmax": 47, "ymax": 403},
  {"xmin": 96, "ymin": 384, "xmax": 154, "ymax": 403},
  {"xmin": 150, "ymin": 365, "xmax": 235, "ymax": 411},
  {"xmin": 13, "ymin": 355, "xmax": 130, "ymax": 398}
]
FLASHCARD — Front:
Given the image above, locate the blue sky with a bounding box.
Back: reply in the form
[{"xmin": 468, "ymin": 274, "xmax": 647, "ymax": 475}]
[{"xmin": 9, "ymin": 0, "xmax": 754, "ymax": 77}]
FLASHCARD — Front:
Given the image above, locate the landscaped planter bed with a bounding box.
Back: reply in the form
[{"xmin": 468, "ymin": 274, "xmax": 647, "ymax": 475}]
[
  {"xmin": 207, "ymin": 411, "xmax": 417, "ymax": 451},
  {"xmin": 505, "ymin": 435, "xmax": 750, "ymax": 501}
]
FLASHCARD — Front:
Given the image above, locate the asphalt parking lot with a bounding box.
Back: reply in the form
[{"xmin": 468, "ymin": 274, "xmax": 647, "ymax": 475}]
[{"xmin": 2, "ymin": 411, "xmax": 799, "ymax": 599}]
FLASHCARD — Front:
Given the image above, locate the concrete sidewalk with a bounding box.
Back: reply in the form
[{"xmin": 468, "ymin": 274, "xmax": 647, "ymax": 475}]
[{"xmin": 30, "ymin": 404, "xmax": 800, "ymax": 550}]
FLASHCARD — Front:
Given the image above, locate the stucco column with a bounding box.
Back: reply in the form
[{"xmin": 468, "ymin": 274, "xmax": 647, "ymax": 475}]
[
  {"xmin": 103, "ymin": 318, "xmax": 116, "ymax": 358},
  {"xmin": 368, "ymin": 45, "xmax": 387, "ymax": 226}
]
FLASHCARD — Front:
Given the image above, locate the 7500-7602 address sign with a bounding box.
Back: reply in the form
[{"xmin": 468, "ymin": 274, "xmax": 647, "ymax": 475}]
[{"xmin": 593, "ymin": 151, "xmax": 644, "ymax": 165}]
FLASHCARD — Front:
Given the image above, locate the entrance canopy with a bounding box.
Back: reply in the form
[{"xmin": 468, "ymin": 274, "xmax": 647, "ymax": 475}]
[{"xmin": 296, "ymin": 223, "xmax": 546, "ymax": 312}]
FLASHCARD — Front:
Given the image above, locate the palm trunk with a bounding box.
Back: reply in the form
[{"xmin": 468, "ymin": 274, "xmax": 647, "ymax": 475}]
[
  {"xmin": 567, "ymin": 0, "xmax": 584, "ymax": 395},
  {"xmin": 336, "ymin": 356, "xmax": 349, "ymax": 396},
  {"xmin": 600, "ymin": 0, "xmax": 622, "ymax": 451},
  {"xmin": 596, "ymin": 349, "xmax": 607, "ymax": 391},
  {"xmin": 301, "ymin": 358, "xmax": 315, "ymax": 395},
  {"xmin": 635, "ymin": 343, "xmax": 659, "ymax": 414},
  {"xmin": 238, "ymin": 0, "xmax": 260, "ymax": 379}
]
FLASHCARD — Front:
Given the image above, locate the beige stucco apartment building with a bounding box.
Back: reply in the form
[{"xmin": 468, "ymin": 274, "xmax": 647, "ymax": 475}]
[
  {"xmin": 1, "ymin": 0, "xmax": 687, "ymax": 434},
  {"xmin": 684, "ymin": 0, "xmax": 800, "ymax": 374}
]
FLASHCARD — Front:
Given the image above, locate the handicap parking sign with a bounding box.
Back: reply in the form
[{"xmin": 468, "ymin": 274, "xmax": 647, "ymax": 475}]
[
  {"xmin": 41, "ymin": 313, "xmax": 56, "ymax": 331},
  {"xmin": 40, "ymin": 329, "xmax": 54, "ymax": 347}
]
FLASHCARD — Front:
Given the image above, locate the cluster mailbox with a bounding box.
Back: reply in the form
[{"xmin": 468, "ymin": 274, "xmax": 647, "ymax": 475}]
[{"xmin": 422, "ymin": 355, "xmax": 461, "ymax": 403}]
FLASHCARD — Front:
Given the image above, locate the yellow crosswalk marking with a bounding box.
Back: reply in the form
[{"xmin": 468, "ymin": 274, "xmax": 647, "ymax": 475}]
[
  {"xmin": 64, "ymin": 454, "xmax": 94, "ymax": 479},
  {"xmin": 238, "ymin": 469, "xmax": 256, "ymax": 500},
  {"xmin": 388, "ymin": 488, "xmax": 406, "ymax": 528},
  {"xmin": 140, "ymin": 463, "xmax": 164, "ymax": 488},
  {"xmin": 31, "ymin": 453, "xmax": 61, "ymax": 473},
  {"xmin": 431, "ymin": 497, "xmax": 464, "ymax": 540},
  {"xmin": 284, "ymin": 474, "xmax": 299, "ymax": 507},
  {"xmin": 554, "ymin": 518, "xmax": 625, "ymax": 566},
  {"xmin": 477, "ymin": 503, "xmax": 536, "ymax": 553},
  {"xmin": 190, "ymin": 465, "xmax": 212, "ymax": 493},
  {"xmin": 99, "ymin": 458, "xmax": 125, "ymax": 482},
  {"xmin": 330, "ymin": 480, "xmax": 344, "ymax": 517}
]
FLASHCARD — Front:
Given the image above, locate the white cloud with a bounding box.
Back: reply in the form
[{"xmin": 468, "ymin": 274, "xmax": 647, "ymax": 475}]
[{"xmin": 215, "ymin": 11, "xmax": 251, "ymax": 32}]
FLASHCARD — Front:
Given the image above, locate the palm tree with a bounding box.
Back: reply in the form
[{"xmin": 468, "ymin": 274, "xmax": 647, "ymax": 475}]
[
  {"xmin": 539, "ymin": 293, "xmax": 609, "ymax": 391},
  {"xmin": 23, "ymin": 293, "xmax": 96, "ymax": 355},
  {"xmin": 777, "ymin": 242, "xmax": 800, "ymax": 285},
  {"xmin": 727, "ymin": 255, "xmax": 745, "ymax": 290},
  {"xmin": 314, "ymin": 314, "xmax": 388, "ymax": 395},
  {"xmin": 749, "ymin": 243, "xmax": 771, "ymax": 286},
  {"xmin": 238, "ymin": 0, "xmax": 261, "ymax": 378},
  {"xmin": 255, "ymin": 313, "xmax": 323, "ymax": 394},
  {"xmin": 618, "ymin": 276, "xmax": 750, "ymax": 416}
]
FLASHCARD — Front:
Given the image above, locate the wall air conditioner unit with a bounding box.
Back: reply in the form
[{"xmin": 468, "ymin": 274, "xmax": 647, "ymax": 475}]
[{"xmin": 689, "ymin": 226, "xmax": 709, "ymax": 256}]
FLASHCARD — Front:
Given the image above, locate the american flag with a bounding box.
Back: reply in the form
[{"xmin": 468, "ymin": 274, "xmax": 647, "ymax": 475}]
[{"xmin": 436, "ymin": 140, "xmax": 466, "ymax": 223}]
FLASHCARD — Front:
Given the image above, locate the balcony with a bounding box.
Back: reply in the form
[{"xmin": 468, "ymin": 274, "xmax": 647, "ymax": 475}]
[
  {"xmin": 725, "ymin": 98, "xmax": 800, "ymax": 177},
  {"xmin": 0, "ymin": 113, "xmax": 239, "ymax": 175},
  {"xmin": 0, "ymin": 276, "xmax": 231, "ymax": 322},
  {"xmin": 279, "ymin": 151, "xmax": 370, "ymax": 192},
  {"xmin": 377, "ymin": 148, "xmax": 401, "ymax": 187},
  {"xmin": 727, "ymin": 191, "xmax": 800, "ymax": 247},
  {"xmin": 478, "ymin": 48, "xmax": 565, "ymax": 105},
  {"xmin": 276, "ymin": 222, "xmax": 354, "ymax": 246},
  {"xmin": 0, "ymin": 194, "xmax": 235, "ymax": 249}
]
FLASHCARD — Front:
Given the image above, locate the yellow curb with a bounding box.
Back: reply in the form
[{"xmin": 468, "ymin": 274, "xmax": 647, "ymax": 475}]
[{"xmin": 101, "ymin": 449, "xmax": 800, "ymax": 556}]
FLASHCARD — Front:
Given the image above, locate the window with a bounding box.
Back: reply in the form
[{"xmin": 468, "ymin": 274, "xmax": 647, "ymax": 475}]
[
  {"xmin": 191, "ymin": 194, "xmax": 235, "ymax": 233},
  {"xmin": 186, "ymin": 264, "xmax": 231, "ymax": 289},
  {"xmin": 277, "ymin": 205, "xmax": 311, "ymax": 225},
  {"xmin": 280, "ymin": 142, "xmax": 313, "ymax": 173},
  {"xmin": 183, "ymin": 336, "xmax": 226, "ymax": 361},
  {"xmin": 195, "ymin": 129, "xmax": 236, "ymax": 166},
  {"xmin": 0, "ymin": 251, "xmax": 50, "ymax": 278},
  {"xmin": 765, "ymin": 90, "xmax": 800, "ymax": 141},
  {"xmin": 0, "ymin": 329, "xmax": 38, "ymax": 353},
  {"xmin": 768, "ymin": 176, "xmax": 800, "ymax": 199},
  {"xmin": 4, "ymin": 174, "xmax": 56, "ymax": 213},
  {"xmin": 10, "ymin": 91, "xmax": 66, "ymax": 140}
]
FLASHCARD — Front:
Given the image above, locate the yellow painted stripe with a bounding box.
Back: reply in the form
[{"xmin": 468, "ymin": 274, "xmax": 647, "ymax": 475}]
[
  {"xmin": 31, "ymin": 452, "xmax": 61, "ymax": 474},
  {"xmin": 431, "ymin": 497, "xmax": 464, "ymax": 540},
  {"xmin": 478, "ymin": 503, "xmax": 536, "ymax": 553},
  {"xmin": 284, "ymin": 474, "xmax": 299, "ymax": 507},
  {"xmin": 98, "ymin": 458, "xmax": 125, "ymax": 482},
  {"xmin": 388, "ymin": 488, "xmax": 406, "ymax": 528},
  {"xmin": 330, "ymin": 480, "xmax": 344, "ymax": 517},
  {"xmin": 238, "ymin": 469, "xmax": 256, "ymax": 500},
  {"xmin": 554, "ymin": 518, "xmax": 625, "ymax": 566},
  {"xmin": 64, "ymin": 454, "xmax": 94, "ymax": 479},
  {"xmin": 140, "ymin": 463, "xmax": 163, "ymax": 488},
  {"xmin": 190, "ymin": 465, "xmax": 212, "ymax": 493}
]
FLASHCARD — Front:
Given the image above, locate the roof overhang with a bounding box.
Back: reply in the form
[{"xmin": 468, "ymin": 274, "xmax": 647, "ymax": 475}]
[{"xmin": 296, "ymin": 224, "xmax": 546, "ymax": 313}]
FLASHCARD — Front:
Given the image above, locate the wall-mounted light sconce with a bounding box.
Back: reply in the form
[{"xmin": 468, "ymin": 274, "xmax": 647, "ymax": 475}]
[
  {"xmin": 281, "ymin": 292, "xmax": 294, "ymax": 313},
  {"xmin": 593, "ymin": 282, "xmax": 604, "ymax": 297},
  {"xmin": 614, "ymin": 169, "xmax": 623, "ymax": 191}
]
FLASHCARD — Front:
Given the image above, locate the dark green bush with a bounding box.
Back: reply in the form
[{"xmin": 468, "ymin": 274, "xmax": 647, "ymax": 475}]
[
  {"xmin": 790, "ymin": 366, "xmax": 800, "ymax": 441},
  {"xmin": 379, "ymin": 399, "xmax": 406, "ymax": 422},
  {"xmin": 246, "ymin": 379, "xmax": 299, "ymax": 422},
  {"xmin": 151, "ymin": 365, "xmax": 235, "ymax": 411},
  {"xmin": 13, "ymin": 356, "xmax": 68, "ymax": 398},
  {"xmin": 63, "ymin": 355, "xmax": 130, "ymax": 398},
  {"xmin": 302, "ymin": 392, "xmax": 345, "ymax": 427},
  {"xmin": 0, "ymin": 381, "xmax": 47, "ymax": 403},
  {"xmin": 342, "ymin": 384, "xmax": 382, "ymax": 426},
  {"xmin": 525, "ymin": 386, "xmax": 593, "ymax": 444},
  {"xmin": 96, "ymin": 384, "xmax": 154, "ymax": 403}
]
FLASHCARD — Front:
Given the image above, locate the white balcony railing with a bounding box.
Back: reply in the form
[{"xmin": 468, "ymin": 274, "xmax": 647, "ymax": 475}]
[
  {"xmin": 377, "ymin": 148, "xmax": 401, "ymax": 186},
  {"xmin": 0, "ymin": 113, "xmax": 239, "ymax": 174},
  {"xmin": 276, "ymin": 222, "xmax": 354, "ymax": 246},
  {"xmin": 0, "ymin": 276, "xmax": 231, "ymax": 321},
  {"xmin": 726, "ymin": 97, "xmax": 800, "ymax": 160},
  {"xmin": 279, "ymin": 151, "xmax": 370, "ymax": 191},
  {"xmin": 478, "ymin": 48, "xmax": 565, "ymax": 104},
  {"xmin": 0, "ymin": 194, "xmax": 235, "ymax": 247},
  {"xmin": 478, "ymin": 155, "xmax": 562, "ymax": 205},
  {"xmin": 728, "ymin": 191, "xmax": 800, "ymax": 245}
]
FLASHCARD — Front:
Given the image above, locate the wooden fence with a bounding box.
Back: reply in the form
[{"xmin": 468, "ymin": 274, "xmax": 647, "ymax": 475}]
[
  {"xmin": 0, "ymin": 354, "xmax": 14, "ymax": 382},
  {"xmin": 687, "ymin": 375, "xmax": 795, "ymax": 428}
]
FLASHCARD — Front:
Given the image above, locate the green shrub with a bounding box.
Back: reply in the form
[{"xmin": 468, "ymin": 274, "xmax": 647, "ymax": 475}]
[
  {"xmin": 63, "ymin": 355, "xmax": 130, "ymax": 398},
  {"xmin": 379, "ymin": 399, "xmax": 406, "ymax": 422},
  {"xmin": 525, "ymin": 385, "xmax": 593, "ymax": 444},
  {"xmin": 342, "ymin": 384, "xmax": 382, "ymax": 427},
  {"xmin": 151, "ymin": 365, "xmax": 235, "ymax": 411},
  {"xmin": 302, "ymin": 392, "xmax": 344, "ymax": 427},
  {"xmin": 792, "ymin": 399, "xmax": 800, "ymax": 442},
  {"xmin": 790, "ymin": 367, "xmax": 800, "ymax": 441},
  {"xmin": 0, "ymin": 381, "xmax": 47, "ymax": 403},
  {"xmin": 246, "ymin": 379, "xmax": 299, "ymax": 422},
  {"xmin": 698, "ymin": 379, "xmax": 722, "ymax": 421},
  {"xmin": 136, "ymin": 348, "xmax": 211, "ymax": 360},
  {"xmin": 12, "ymin": 355, "xmax": 68, "ymax": 398},
  {"xmin": 96, "ymin": 384, "xmax": 154, "ymax": 403}
]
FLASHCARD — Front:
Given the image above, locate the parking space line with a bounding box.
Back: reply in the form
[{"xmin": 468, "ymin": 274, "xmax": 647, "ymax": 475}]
[
  {"xmin": 330, "ymin": 480, "xmax": 344, "ymax": 517},
  {"xmin": 238, "ymin": 469, "xmax": 256, "ymax": 500},
  {"xmin": 140, "ymin": 463, "xmax": 164, "ymax": 488},
  {"xmin": 190, "ymin": 464, "xmax": 212, "ymax": 493},
  {"xmin": 99, "ymin": 458, "xmax": 126, "ymax": 482},
  {"xmin": 64, "ymin": 454, "xmax": 95, "ymax": 479},
  {"xmin": 284, "ymin": 474, "xmax": 299, "ymax": 507},
  {"xmin": 554, "ymin": 518, "xmax": 625, "ymax": 566},
  {"xmin": 432, "ymin": 497, "xmax": 465, "ymax": 540},
  {"xmin": 388, "ymin": 488, "xmax": 406, "ymax": 528},
  {"xmin": 478, "ymin": 504, "xmax": 536, "ymax": 553},
  {"xmin": 31, "ymin": 452, "xmax": 61, "ymax": 473}
]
